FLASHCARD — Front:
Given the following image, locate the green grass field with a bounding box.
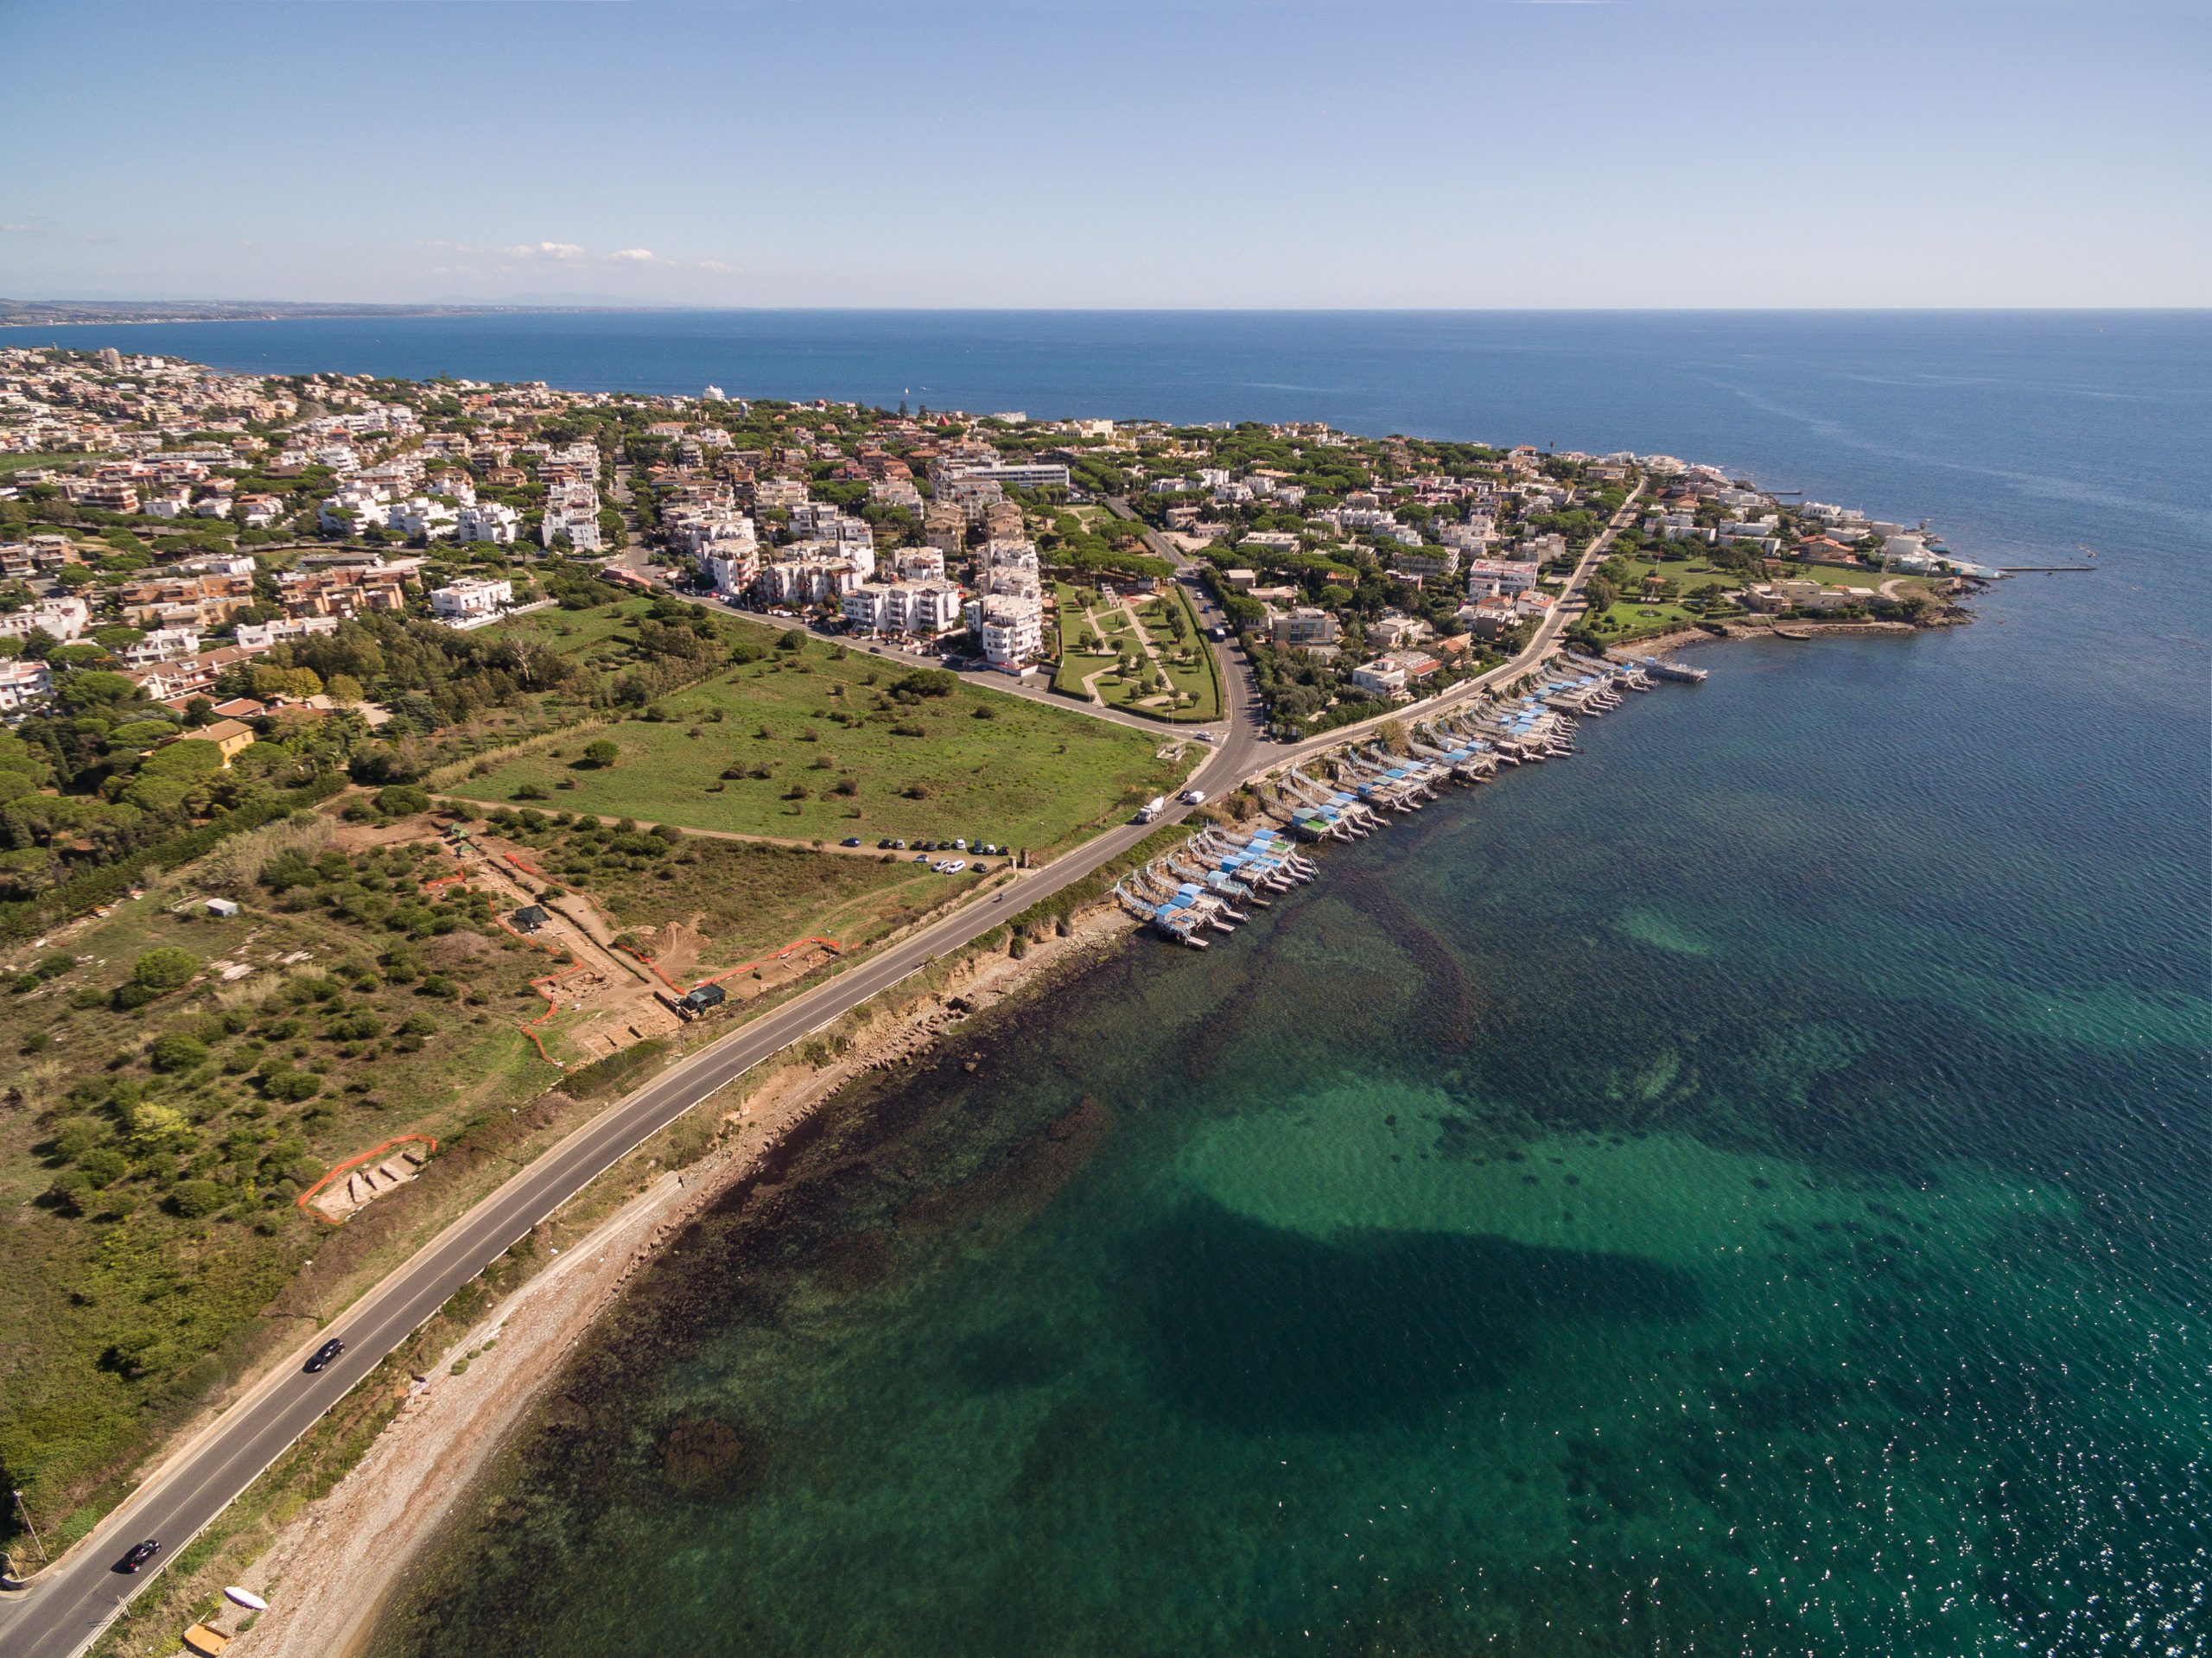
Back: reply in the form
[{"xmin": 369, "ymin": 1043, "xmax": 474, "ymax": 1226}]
[
  {"xmin": 489, "ymin": 817, "xmax": 980, "ymax": 975},
  {"xmin": 1612, "ymin": 556, "xmax": 1744, "ymax": 599},
  {"xmin": 451, "ymin": 638, "xmax": 1183, "ymax": 853},
  {"xmin": 1590, "ymin": 600, "xmax": 1704, "ymax": 640},
  {"xmin": 486, "ymin": 596, "xmax": 661, "ymax": 658},
  {"xmin": 0, "ymin": 451, "xmax": 108, "ymax": 475}
]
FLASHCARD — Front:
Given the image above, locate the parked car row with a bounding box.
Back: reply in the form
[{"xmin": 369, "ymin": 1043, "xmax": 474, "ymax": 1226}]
[{"xmin": 875, "ymin": 835, "xmax": 1004, "ymax": 856}]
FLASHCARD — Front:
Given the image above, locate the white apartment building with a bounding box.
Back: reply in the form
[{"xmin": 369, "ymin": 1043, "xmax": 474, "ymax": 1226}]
[
  {"xmin": 119, "ymin": 627, "xmax": 204, "ymax": 667},
  {"xmin": 319, "ymin": 484, "xmax": 389, "ymax": 536},
  {"xmin": 388, "ymin": 496, "xmax": 461, "ymax": 540},
  {"xmin": 457, "ymin": 501, "xmax": 522, "ymax": 544},
  {"xmin": 431, "ymin": 577, "xmax": 515, "ymax": 627},
  {"xmin": 969, "ymin": 591, "xmax": 1044, "ymax": 670},
  {"xmin": 697, "ymin": 535, "xmax": 760, "ymax": 598},
  {"xmin": 233, "ymin": 616, "xmax": 339, "ymax": 652},
  {"xmin": 1351, "ymin": 658, "xmax": 1409, "ymax": 696},
  {"xmin": 753, "ymin": 477, "xmax": 810, "ymax": 512},
  {"xmin": 754, "ymin": 556, "xmax": 857, "ymax": 607},
  {"xmin": 845, "ymin": 579, "xmax": 964, "ymax": 638},
  {"xmin": 0, "ymin": 594, "xmax": 92, "ymax": 641},
  {"xmin": 542, "ymin": 501, "xmax": 603, "ymax": 553},
  {"xmin": 0, "ymin": 657, "xmax": 54, "ymax": 712},
  {"xmin": 1465, "ymin": 558, "xmax": 1539, "ymax": 596}
]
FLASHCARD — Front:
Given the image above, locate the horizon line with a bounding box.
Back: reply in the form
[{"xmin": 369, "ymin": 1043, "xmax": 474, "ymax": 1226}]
[{"xmin": 3, "ymin": 301, "xmax": 2209, "ymax": 319}]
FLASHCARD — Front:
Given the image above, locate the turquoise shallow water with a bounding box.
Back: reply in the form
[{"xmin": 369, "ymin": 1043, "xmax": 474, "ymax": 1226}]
[{"xmin": 358, "ymin": 314, "xmax": 2209, "ymax": 1656}]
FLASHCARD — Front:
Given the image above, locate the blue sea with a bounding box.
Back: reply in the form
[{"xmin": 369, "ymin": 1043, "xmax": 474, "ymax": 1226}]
[{"xmin": 19, "ymin": 310, "xmax": 2207, "ymax": 1655}]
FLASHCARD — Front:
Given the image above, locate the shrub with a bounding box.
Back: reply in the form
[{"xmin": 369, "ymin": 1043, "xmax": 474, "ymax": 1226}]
[
  {"xmin": 168, "ymin": 1179, "xmax": 226, "ymax": 1220},
  {"xmin": 149, "ymin": 1032, "xmax": 210, "ymax": 1072},
  {"xmin": 118, "ymin": 946, "xmax": 200, "ymax": 1007},
  {"xmin": 130, "ymin": 947, "xmax": 200, "ymax": 994},
  {"xmin": 374, "ymin": 784, "xmax": 434, "ymax": 816}
]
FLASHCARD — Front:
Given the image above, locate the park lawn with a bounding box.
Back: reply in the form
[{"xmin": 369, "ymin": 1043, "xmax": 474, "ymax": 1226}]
[
  {"xmin": 1613, "ymin": 556, "xmax": 1744, "ymax": 600},
  {"xmin": 1796, "ymin": 559, "xmax": 1934, "ymax": 596},
  {"xmin": 1154, "ymin": 645, "xmax": 1222, "ymax": 720},
  {"xmin": 1591, "ymin": 600, "xmax": 1703, "ymax": 640},
  {"xmin": 1050, "ymin": 584, "xmax": 1219, "ymax": 721},
  {"xmin": 1142, "ymin": 585, "xmax": 1222, "ymax": 720},
  {"xmin": 486, "ymin": 816, "xmax": 982, "ymax": 977},
  {"xmin": 450, "ymin": 640, "xmax": 1185, "ymax": 854},
  {"xmin": 0, "ymin": 829, "xmax": 555, "ymax": 1536},
  {"xmin": 1052, "ymin": 645, "xmax": 1120, "ymax": 701}
]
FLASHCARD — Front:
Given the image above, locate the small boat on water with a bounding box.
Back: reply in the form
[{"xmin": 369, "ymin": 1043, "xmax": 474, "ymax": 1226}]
[{"xmin": 223, "ymin": 1587, "xmax": 269, "ymax": 1613}]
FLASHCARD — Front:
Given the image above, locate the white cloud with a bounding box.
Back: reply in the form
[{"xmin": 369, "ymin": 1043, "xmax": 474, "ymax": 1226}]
[
  {"xmin": 0, "ymin": 224, "xmax": 32, "ymax": 233},
  {"xmin": 606, "ymin": 247, "xmax": 664, "ymax": 264},
  {"xmin": 500, "ymin": 240, "xmax": 586, "ymax": 260},
  {"xmin": 696, "ymin": 259, "xmax": 737, "ymax": 274}
]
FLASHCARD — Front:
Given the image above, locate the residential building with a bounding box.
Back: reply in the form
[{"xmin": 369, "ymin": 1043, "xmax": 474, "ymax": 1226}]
[
  {"xmin": 387, "ymin": 495, "xmax": 461, "ymax": 540},
  {"xmin": 969, "ymin": 591, "xmax": 1044, "ymax": 669},
  {"xmin": 119, "ymin": 627, "xmax": 203, "ymax": 667},
  {"xmin": 276, "ymin": 558, "xmax": 416, "ymax": 619},
  {"xmin": 430, "ymin": 577, "xmax": 515, "ymax": 626},
  {"xmin": 120, "ymin": 572, "xmax": 255, "ymax": 630},
  {"xmin": 1465, "ymin": 558, "xmax": 1539, "ymax": 596},
  {"xmin": 0, "ymin": 594, "xmax": 92, "ymax": 642},
  {"xmin": 1389, "ymin": 546, "xmax": 1460, "ymax": 581},
  {"xmin": 233, "ymin": 616, "xmax": 338, "ymax": 652},
  {"xmin": 845, "ymin": 579, "xmax": 964, "ymax": 638},
  {"xmin": 124, "ymin": 645, "xmax": 253, "ymax": 702},
  {"xmin": 456, "ymin": 501, "xmax": 522, "ymax": 544},
  {"xmin": 1370, "ymin": 613, "xmax": 1434, "ymax": 651},
  {"xmin": 1268, "ymin": 607, "xmax": 1340, "ymax": 648},
  {"xmin": 1743, "ymin": 580, "xmax": 1856, "ymax": 615},
  {"xmin": 754, "ymin": 554, "xmax": 857, "ymax": 607},
  {"xmin": 188, "ymin": 718, "xmax": 257, "ymax": 767},
  {"xmin": 1351, "ymin": 657, "xmax": 1408, "ymax": 696},
  {"xmin": 0, "ymin": 658, "xmax": 54, "ymax": 712}
]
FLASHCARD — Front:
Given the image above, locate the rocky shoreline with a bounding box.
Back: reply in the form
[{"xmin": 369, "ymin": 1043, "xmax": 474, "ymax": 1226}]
[{"xmin": 179, "ymin": 902, "xmax": 1138, "ymax": 1658}]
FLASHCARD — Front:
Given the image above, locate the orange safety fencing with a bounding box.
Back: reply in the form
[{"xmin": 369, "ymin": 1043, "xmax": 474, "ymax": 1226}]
[
  {"xmin": 297, "ymin": 1134, "xmax": 438, "ymax": 1223},
  {"xmin": 615, "ymin": 935, "xmax": 843, "ymax": 997},
  {"xmin": 496, "ymin": 912, "xmax": 594, "ymax": 1070}
]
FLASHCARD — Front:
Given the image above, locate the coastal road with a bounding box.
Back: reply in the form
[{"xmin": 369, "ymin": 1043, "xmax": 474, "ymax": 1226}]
[
  {"xmin": 1260, "ymin": 479, "xmax": 1645, "ymax": 769},
  {"xmin": 0, "ymin": 708, "xmax": 1263, "ymax": 1658},
  {"xmin": 0, "ymin": 489, "xmax": 1609, "ymax": 1658}
]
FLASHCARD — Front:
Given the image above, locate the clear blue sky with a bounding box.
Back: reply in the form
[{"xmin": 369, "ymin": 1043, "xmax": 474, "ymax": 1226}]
[{"xmin": 2, "ymin": 0, "xmax": 2205, "ymax": 308}]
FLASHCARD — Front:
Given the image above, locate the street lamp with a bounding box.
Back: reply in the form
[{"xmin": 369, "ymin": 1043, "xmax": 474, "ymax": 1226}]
[{"xmin": 12, "ymin": 1488, "xmax": 49, "ymax": 1564}]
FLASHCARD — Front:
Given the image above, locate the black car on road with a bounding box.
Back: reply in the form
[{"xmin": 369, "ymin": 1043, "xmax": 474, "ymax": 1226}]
[
  {"xmin": 115, "ymin": 1540, "xmax": 160, "ymax": 1573},
  {"xmin": 304, "ymin": 1337, "xmax": 346, "ymax": 1374}
]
